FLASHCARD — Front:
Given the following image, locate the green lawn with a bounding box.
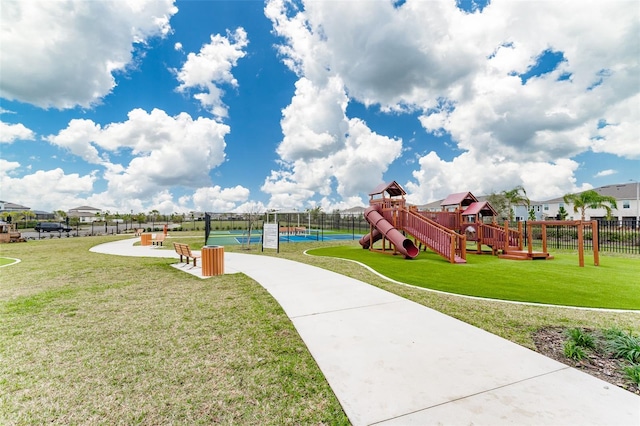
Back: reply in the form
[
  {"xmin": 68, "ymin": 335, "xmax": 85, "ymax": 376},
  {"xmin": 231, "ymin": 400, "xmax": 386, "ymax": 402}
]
[
  {"xmin": 308, "ymin": 245, "xmax": 640, "ymax": 310},
  {"xmin": 1, "ymin": 235, "xmax": 638, "ymax": 424},
  {"xmin": 0, "ymin": 236, "xmax": 348, "ymax": 425}
]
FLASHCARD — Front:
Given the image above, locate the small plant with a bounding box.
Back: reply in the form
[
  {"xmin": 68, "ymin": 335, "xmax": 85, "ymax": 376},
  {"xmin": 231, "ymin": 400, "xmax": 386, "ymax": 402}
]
[
  {"xmin": 609, "ymin": 332, "xmax": 640, "ymax": 363},
  {"xmin": 564, "ymin": 340, "xmax": 586, "ymax": 361},
  {"xmin": 623, "ymin": 364, "xmax": 640, "ymax": 385},
  {"xmin": 603, "ymin": 327, "xmax": 626, "ymax": 339},
  {"xmin": 566, "ymin": 328, "xmax": 595, "ymax": 349}
]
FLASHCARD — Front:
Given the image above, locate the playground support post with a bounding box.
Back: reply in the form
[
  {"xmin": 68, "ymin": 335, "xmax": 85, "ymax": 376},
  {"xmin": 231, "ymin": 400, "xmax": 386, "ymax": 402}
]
[
  {"xmin": 591, "ymin": 220, "xmax": 599, "ymax": 266},
  {"xmin": 527, "ymin": 220, "xmax": 599, "ymax": 267},
  {"xmin": 503, "ymin": 221, "xmax": 509, "ymax": 250},
  {"xmin": 577, "ymin": 221, "xmax": 600, "ymax": 267},
  {"xmin": 578, "ymin": 223, "xmax": 584, "ymax": 267},
  {"xmin": 517, "ymin": 221, "xmax": 524, "ymax": 251}
]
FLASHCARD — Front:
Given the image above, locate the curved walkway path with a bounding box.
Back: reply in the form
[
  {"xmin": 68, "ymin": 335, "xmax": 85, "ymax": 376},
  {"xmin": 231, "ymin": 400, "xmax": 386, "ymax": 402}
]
[{"xmin": 91, "ymin": 238, "xmax": 639, "ymax": 425}]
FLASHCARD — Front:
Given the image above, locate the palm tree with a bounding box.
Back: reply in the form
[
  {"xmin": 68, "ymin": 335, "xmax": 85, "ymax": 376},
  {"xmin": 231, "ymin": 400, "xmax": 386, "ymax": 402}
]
[
  {"xmin": 102, "ymin": 210, "xmax": 111, "ymax": 232},
  {"xmin": 55, "ymin": 210, "xmax": 67, "ymax": 222},
  {"xmin": 563, "ymin": 190, "xmax": 618, "ymax": 221},
  {"xmin": 149, "ymin": 209, "xmax": 160, "ymax": 231},
  {"xmin": 21, "ymin": 210, "xmax": 34, "ymax": 230},
  {"xmin": 501, "ymin": 185, "xmax": 530, "ymax": 222}
]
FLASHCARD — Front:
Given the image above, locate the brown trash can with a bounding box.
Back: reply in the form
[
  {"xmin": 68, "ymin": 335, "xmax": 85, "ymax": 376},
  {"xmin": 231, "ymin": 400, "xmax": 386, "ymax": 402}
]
[
  {"xmin": 140, "ymin": 233, "xmax": 152, "ymax": 246},
  {"xmin": 202, "ymin": 245, "xmax": 224, "ymax": 276}
]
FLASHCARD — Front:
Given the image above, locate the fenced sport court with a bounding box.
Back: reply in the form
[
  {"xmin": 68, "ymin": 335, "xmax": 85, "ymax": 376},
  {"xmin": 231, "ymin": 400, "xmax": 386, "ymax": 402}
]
[{"xmin": 206, "ymin": 229, "xmax": 364, "ymax": 246}]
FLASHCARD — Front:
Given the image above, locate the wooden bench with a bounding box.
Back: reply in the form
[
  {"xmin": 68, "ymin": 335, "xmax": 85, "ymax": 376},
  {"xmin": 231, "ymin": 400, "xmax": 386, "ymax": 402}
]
[
  {"xmin": 173, "ymin": 242, "xmax": 201, "ymax": 266},
  {"xmin": 134, "ymin": 228, "xmax": 144, "ymax": 236},
  {"xmin": 152, "ymin": 233, "xmax": 166, "ymax": 246}
]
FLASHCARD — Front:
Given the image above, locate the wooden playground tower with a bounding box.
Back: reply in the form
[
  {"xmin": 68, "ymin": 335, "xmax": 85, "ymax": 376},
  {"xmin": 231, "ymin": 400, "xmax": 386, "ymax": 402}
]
[
  {"xmin": 362, "ymin": 182, "xmax": 466, "ymax": 263},
  {"xmin": 363, "ymin": 182, "xmax": 598, "ymax": 266},
  {"xmin": 361, "ymin": 182, "xmax": 604, "ymax": 265}
]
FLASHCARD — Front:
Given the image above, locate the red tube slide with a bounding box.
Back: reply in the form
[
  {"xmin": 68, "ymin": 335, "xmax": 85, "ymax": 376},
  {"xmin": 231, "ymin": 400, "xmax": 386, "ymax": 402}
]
[
  {"xmin": 359, "ymin": 228, "xmax": 381, "ymax": 249},
  {"xmin": 359, "ymin": 206, "xmax": 419, "ymax": 259}
]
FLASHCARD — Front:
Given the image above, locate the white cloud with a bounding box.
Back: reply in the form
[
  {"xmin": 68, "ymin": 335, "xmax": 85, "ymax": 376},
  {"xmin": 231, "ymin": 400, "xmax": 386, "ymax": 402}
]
[
  {"xmin": 0, "ymin": 159, "xmax": 20, "ymax": 174},
  {"xmin": 265, "ymin": 0, "xmax": 639, "ymax": 206},
  {"xmin": 175, "ymin": 28, "xmax": 248, "ymax": 119},
  {"xmin": 589, "ymin": 94, "xmax": 640, "ymax": 159},
  {"xmin": 174, "ymin": 42, "xmax": 183, "ymax": 51},
  {"xmin": 44, "ymin": 119, "xmax": 103, "ymax": 163},
  {"xmin": 192, "ymin": 185, "xmax": 250, "ymax": 212},
  {"xmin": 404, "ymin": 151, "xmax": 591, "ymax": 204},
  {"xmin": 0, "ymin": 161, "xmax": 98, "ymax": 211},
  {"xmin": 277, "ymin": 77, "xmax": 348, "ymax": 161},
  {"xmin": 0, "ymin": 121, "xmax": 35, "ymax": 143},
  {"xmin": 0, "ymin": 0, "xmax": 177, "ymax": 109},
  {"xmin": 261, "ymin": 75, "xmax": 402, "ymax": 210},
  {"xmin": 594, "ymin": 169, "xmax": 617, "ymax": 178},
  {"xmin": 43, "ymin": 108, "xmax": 231, "ymax": 210}
]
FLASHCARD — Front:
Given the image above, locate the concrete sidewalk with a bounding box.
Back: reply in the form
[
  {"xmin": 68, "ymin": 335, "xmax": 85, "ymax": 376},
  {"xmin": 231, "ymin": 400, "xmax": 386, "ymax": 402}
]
[{"xmin": 91, "ymin": 238, "xmax": 640, "ymax": 425}]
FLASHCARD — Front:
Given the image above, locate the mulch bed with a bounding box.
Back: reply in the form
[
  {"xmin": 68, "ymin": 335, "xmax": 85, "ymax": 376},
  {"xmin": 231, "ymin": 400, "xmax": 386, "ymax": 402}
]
[{"xmin": 532, "ymin": 327, "xmax": 639, "ymax": 395}]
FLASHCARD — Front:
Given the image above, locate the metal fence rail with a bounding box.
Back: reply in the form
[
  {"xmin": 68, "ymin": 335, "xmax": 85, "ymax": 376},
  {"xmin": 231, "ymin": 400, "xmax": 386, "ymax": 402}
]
[
  {"xmin": 178, "ymin": 213, "xmax": 640, "ymax": 254},
  {"xmin": 522, "ymin": 219, "xmax": 639, "ymax": 254}
]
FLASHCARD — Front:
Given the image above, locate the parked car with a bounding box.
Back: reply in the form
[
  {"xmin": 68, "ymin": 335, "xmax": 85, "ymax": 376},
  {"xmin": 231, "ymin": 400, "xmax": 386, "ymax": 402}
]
[{"xmin": 35, "ymin": 222, "xmax": 72, "ymax": 232}]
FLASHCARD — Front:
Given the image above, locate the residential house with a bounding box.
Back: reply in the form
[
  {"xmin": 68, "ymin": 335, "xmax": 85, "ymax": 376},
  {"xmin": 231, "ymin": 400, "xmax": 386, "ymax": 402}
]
[
  {"xmin": 340, "ymin": 206, "xmax": 366, "ymax": 218},
  {"xmin": 541, "ymin": 183, "xmax": 639, "ymax": 225},
  {"xmin": 67, "ymin": 206, "xmax": 103, "ymax": 223}
]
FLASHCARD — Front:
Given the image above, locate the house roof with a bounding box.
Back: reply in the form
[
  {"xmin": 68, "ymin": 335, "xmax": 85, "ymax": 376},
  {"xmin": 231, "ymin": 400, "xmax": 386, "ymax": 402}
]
[
  {"xmin": 342, "ymin": 206, "xmax": 366, "ymax": 214},
  {"xmin": 69, "ymin": 206, "xmax": 101, "ymax": 211},
  {"xmin": 369, "ymin": 181, "xmax": 406, "ymax": 197},
  {"xmin": 462, "ymin": 201, "xmax": 497, "ymax": 216},
  {"xmin": 440, "ymin": 192, "xmax": 478, "ymax": 206},
  {"xmin": 0, "ymin": 201, "xmax": 31, "ymax": 210},
  {"xmin": 544, "ymin": 183, "xmax": 639, "ymax": 203}
]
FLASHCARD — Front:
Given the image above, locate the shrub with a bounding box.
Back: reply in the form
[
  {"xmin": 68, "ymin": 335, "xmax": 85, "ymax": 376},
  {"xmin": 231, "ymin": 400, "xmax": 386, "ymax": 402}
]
[
  {"xmin": 609, "ymin": 332, "xmax": 640, "ymax": 363},
  {"xmin": 603, "ymin": 327, "xmax": 626, "ymax": 339},
  {"xmin": 566, "ymin": 328, "xmax": 595, "ymax": 349},
  {"xmin": 623, "ymin": 364, "xmax": 640, "ymax": 385},
  {"xmin": 564, "ymin": 341, "xmax": 586, "ymax": 361}
]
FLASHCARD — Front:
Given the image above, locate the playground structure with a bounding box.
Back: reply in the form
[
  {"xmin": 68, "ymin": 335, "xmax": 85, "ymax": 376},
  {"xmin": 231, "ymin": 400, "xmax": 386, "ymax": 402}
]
[
  {"xmin": 359, "ymin": 182, "xmax": 467, "ymax": 263},
  {"xmin": 359, "ymin": 182, "xmax": 559, "ymax": 263},
  {"xmin": 0, "ymin": 221, "xmax": 24, "ymax": 243}
]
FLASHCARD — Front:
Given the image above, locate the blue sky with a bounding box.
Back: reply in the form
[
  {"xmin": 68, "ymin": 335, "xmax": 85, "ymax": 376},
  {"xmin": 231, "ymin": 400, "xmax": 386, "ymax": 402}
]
[{"xmin": 1, "ymin": 0, "xmax": 638, "ymax": 215}]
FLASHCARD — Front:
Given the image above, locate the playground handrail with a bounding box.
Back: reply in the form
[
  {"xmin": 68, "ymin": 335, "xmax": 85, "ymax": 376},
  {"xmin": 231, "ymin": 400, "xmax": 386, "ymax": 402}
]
[
  {"xmin": 403, "ymin": 209, "xmax": 466, "ymax": 263},
  {"xmin": 416, "ymin": 210, "xmax": 459, "ymax": 231},
  {"xmin": 480, "ymin": 222, "xmax": 522, "ymax": 251}
]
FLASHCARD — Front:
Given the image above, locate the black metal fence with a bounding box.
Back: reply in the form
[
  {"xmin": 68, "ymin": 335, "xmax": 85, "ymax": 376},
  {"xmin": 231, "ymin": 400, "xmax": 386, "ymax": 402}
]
[
  {"xmin": 208, "ymin": 213, "xmax": 640, "ymax": 253},
  {"xmin": 206, "ymin": 212, "xmax": 370, "ymax": 239},
  {"xmin": 523, "ymin": 219, "xmax": 640, "ymax": 255}
]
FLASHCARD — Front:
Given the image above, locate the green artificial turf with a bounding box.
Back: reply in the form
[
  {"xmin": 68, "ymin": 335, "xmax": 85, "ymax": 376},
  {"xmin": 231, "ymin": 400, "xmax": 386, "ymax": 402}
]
[
  {"xmin": 0, "ymin": 257, "xmax": 16, "ymax": 267},
  {"xmin": 308, "ymin": 245, "xmax": 640, "ymax": 310}
]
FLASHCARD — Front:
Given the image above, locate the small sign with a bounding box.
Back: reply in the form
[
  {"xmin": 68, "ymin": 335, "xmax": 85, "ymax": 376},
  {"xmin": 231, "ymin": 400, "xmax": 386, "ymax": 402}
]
[{"xmin": 262, "ymin": 222, "xmax": 279, "ymax": 252}]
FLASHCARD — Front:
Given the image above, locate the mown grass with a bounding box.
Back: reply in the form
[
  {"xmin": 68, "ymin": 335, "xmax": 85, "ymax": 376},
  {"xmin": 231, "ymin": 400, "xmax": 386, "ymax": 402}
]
[
  {"xmin": 2, "ymin": 234, "xmax": 639, "ymax": 424},
  {"xmin": 0, "ymin": 236, "xmax": 348, "ymax": 425},
  {"xmin": 306, "ymin": 244, "xmax": 640, "ymax": 309}
]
